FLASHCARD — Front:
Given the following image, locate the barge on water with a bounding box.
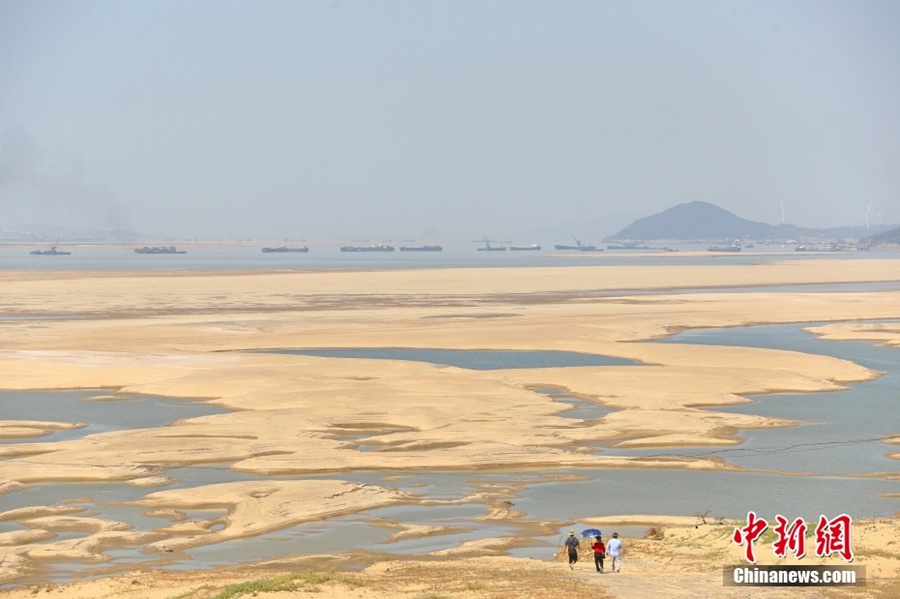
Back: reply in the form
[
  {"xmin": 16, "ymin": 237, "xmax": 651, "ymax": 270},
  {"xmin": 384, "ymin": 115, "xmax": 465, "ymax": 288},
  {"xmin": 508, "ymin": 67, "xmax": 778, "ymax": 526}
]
[
  {"xmin": 30, "ymin": 242, "xmax": 71, "ymax": 256},
  {"xmin": 134, "ymin": 246, "xmax": 187, "ymax": 254},
  {"xmin": 399, "ymin": 245, "xmax": 443, "ymax": 251},
  {"xmin": 340, "ymin": 244, "xmax": 395, "ymax": 252},
  {"xmin": 262, "ymin": 246, "xmax": 309, "ymax": 253}
]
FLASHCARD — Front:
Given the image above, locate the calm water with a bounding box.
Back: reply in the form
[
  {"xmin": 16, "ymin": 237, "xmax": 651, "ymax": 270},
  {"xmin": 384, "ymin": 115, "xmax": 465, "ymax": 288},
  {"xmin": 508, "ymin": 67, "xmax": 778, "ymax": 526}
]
[
  {"xmin": 0, "ymin": 390, "xmax": 227, "ymax": 444},
  {"xmin": 601, "ymin": 323, "xmax": 900, "ymax": 476},
  {"xmin": 2, "ymin": 466, "xmax": 897, "ymax": 579},
  {"xmin": 1, "ymin": 326, "xmax": 899, "ymax": 583},
  {"xmin": 516, "ymin": 469, "xmax": 899, "ymax": 526},
  {"xmin": 262, "ymin": 348, "xmax": 637, "ymax": 369},
  {"xmin": 3, "ymin": 242, "xmax": 895, "ymax": 271}
]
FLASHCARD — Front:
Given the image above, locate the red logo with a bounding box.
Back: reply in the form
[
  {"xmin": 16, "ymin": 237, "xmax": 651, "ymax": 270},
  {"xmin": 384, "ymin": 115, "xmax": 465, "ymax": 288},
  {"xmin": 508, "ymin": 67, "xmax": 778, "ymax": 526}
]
[
  {"xmin": 732, "ymin": 512, "xmax": 854, "ymax": 563},
  {"xmin": 814, "ymin": 514, "xmax": 853, "ymax": 562},
  {"xmin": 773, "ymin": 515, "xmax": 807, "ymax": 559},
  {"xmin": 732, "ymin": 511, "xmax": 769, "ymax": 563}
]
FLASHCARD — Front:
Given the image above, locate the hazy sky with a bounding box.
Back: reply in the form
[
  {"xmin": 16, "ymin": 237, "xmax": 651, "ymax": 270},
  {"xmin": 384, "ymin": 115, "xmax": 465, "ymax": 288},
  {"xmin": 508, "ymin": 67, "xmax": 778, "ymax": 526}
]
[{"xmin": 2, "ymin": 1, "xmax": 899, "ymax": 240}]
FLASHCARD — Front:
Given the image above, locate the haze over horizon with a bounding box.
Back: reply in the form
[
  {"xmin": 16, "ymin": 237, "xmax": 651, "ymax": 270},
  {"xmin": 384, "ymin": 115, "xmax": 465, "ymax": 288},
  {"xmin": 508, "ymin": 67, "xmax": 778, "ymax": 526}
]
[{"xmin": 2, "ymin": 1, "xmax": 899, "ymax": 240}]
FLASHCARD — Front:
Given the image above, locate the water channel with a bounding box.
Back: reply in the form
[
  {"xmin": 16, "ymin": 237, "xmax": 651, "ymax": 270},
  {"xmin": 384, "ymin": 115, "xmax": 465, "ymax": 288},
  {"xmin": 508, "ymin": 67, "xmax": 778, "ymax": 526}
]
[{"xmin": 1, "ymin": 331, "xmax": 898, "ymax": 583}]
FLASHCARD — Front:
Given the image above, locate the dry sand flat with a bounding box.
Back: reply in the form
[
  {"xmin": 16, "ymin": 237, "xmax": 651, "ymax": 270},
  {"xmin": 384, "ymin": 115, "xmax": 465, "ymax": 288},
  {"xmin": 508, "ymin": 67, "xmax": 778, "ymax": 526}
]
[{"xmin": 0, "ymin": 258, "xmax": 899, "ymax": 593}]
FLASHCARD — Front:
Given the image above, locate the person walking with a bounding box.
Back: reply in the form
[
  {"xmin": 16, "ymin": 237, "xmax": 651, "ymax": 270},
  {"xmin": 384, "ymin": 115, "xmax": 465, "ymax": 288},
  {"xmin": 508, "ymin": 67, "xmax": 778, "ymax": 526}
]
[
  {"xmin": 563, "ymin": 530, "xmax": 580, "ymax": 569},
  {"xmin": 591, "ymin": 535, "xmax": 606, "ymax": 573},
  {"xmin": 606, "ymin": 532, "xmax": 623, "ymax": 572}
]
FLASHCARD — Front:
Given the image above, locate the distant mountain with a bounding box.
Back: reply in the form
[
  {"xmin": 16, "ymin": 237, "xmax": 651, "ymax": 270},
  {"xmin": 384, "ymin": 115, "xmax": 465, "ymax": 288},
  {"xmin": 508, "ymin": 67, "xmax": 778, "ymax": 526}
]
[
  {"xmin": 604, "ymin": 201, "xmax": 892, "ymax": 242},
  {"xmin": 606, "ymin": 201, "xmax": 779, "ymax": 241},
  {"xmin": 860, "ymin": 226, "xmax": 900, "ymax": 248}
]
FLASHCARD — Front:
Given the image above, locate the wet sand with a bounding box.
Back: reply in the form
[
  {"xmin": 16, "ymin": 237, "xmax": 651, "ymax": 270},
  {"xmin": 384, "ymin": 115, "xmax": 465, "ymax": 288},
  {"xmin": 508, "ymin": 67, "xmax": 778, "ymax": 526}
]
[{"xmin": 1, "ymin": 257, "xmax": 899, "ymax": 592}]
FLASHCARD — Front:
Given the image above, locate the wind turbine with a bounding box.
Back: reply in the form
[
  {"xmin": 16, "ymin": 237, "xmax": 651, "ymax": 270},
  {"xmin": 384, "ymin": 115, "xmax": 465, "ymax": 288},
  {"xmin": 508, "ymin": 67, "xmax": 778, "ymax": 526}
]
[
  {"xmin": 779, "ymin": 203, "xmax": 785, "ymax": 225},
  {"xmin": 866, "ymin": 205, "xmax": 871, "ymax": 229}
]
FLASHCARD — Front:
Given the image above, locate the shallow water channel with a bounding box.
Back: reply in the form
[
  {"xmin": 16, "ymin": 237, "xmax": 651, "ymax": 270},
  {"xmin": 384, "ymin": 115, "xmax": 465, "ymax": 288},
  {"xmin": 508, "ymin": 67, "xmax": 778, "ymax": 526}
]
[
  {"xmin": 604, "ymin": 322, "xmax": 900, "ymax": 476},
  {"xmin": 1, "ymin": 339, "xmax": 898, "ymax": 583}
]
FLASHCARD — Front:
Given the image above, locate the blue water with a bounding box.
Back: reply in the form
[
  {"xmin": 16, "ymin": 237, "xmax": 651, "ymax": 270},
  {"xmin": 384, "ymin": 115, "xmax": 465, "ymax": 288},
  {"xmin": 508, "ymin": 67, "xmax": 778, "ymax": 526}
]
[
  {"xmin": 0, "ymin": 390, "xmax": 227, "ymax": 445},
  {"xmin": 600, "ymin": 323, "xmax": 900, "ymax": 475},
  {"xmin": 262, "ymin": 348, "xmax": 637, "ymax": 369},
  {"xmin": 535, "ymin": 387, "xmax": 615, "ymax": 420},
  {"xmin": 517, "ymin": 469, "xmax": 900, "ymax": 526}
]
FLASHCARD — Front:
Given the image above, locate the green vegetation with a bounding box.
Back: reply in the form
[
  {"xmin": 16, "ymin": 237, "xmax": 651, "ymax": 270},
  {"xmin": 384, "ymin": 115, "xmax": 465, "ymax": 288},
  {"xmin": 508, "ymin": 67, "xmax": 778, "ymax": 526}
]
[{"xmin": 169, "ymin": 571, "xmax": 363, "ymax": 599}]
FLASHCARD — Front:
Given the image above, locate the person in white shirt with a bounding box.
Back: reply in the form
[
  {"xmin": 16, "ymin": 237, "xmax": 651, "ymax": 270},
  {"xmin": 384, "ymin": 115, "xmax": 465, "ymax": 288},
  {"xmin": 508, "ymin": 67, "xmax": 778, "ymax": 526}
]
[{"xmin": 606, "ymin": 532, "xmax": 624, "ymax": 572}]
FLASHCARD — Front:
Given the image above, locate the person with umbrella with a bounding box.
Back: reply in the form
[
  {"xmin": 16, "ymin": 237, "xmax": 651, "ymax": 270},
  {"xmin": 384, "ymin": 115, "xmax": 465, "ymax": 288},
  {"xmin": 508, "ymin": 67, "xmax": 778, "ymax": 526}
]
[
  {"xmin": 563, "ymin": 530, "xmax": 580, "ymax": 569},
  {"xmin": 590, "ymin": 534, "xmax": 606, "ymax": 573},
  {"xmin": 580, "ymin": 529, "xmax": 604, "ymax": 573}
]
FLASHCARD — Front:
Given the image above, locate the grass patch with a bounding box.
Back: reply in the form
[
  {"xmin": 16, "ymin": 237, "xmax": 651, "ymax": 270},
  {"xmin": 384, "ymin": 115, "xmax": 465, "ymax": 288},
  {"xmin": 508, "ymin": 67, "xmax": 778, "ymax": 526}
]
[
  {"xmin": 170, "ymin": 571, "xmax": 362, "ymax": 599},
  {"xmin": 859, "ymin": 547, "xmax": 900, "ymax": 559}
]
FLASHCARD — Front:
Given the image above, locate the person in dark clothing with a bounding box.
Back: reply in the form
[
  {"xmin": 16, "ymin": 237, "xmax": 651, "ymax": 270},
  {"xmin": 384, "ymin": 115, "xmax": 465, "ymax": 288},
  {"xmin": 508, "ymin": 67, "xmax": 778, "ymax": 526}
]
[
  {"xmin": 563, "ymin": 530, "xmax": 580, "ymax": 569},
  {"xmin": 591, "ymin": 535, "xmax": 606, "ymax": 573}
]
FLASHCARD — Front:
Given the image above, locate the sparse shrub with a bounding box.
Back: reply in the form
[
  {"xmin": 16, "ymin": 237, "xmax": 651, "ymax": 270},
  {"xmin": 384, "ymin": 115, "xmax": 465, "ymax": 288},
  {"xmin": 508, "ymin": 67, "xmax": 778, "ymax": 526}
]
[{"xmin": 171, "ymin": 571, "xmax": 363, "ymax": 599}]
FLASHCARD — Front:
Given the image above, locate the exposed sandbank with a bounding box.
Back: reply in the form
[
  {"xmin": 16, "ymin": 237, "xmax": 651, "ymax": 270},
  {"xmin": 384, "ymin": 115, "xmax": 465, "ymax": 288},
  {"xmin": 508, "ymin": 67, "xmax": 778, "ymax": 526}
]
[{"xmin": 1, "ymin": 258, "xmax": 899, "ymax": 585}]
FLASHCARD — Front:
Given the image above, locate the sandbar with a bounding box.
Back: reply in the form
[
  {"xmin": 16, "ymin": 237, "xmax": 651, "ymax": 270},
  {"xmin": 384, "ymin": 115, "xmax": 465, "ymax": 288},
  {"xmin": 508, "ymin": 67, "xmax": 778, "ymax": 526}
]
[{"xmin": 0, "ymin": 257, "xmax": 899, "ymax": 589}]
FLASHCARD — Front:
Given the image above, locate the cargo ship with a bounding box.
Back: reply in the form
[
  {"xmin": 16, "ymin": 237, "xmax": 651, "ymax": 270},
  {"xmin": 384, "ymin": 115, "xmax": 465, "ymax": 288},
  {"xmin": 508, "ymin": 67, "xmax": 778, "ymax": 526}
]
[
  {"xmin": 477, "ymin": 239, "xmax": 506, "ymax": 251},
  {"xmin": 509, "ymin": 244, "xmax": 541, "ymax": 251},
  {"xmin": 261, "ymin": 246, "xmax": 309, "ymax": 253},
  {"xmin": 554, "ymin": 236, "xmax": 602, "ymax": 251},
  {"xmin": 606, "ymin": 243, "xmax": 651, "ymax": 250},
  {"xmin": 340, "ymin": 244, "xmax": 395, "ymax": 252},
  {"xmin": 706, "ymin": 244, "xmax": 742, "ymax": 252},
  {"xmin": 134, "ymin": 246, "xmax": 187, "ymax": 254},
  {"xmin": 399, "ymin": 245, "xmax": 443, "ymax": 251},
  {"xmin": 30, "ymin": 242, "xmax": 71, "ymax": 256}
]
